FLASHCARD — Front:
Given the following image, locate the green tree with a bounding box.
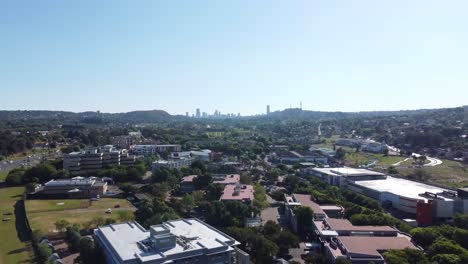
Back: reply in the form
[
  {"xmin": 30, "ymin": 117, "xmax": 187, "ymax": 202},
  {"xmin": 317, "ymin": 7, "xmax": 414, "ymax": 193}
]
[
  {"xmin": 454, "ymin": 213, "xmax": 468, "ymax": 229},
  {"xmin": 293, "ymin": 206, "xmax": 314, "ymax": 233},
  {"xmin": 54, "ymin": 219, "xmax": 70, "ymax": 232},
  {"xmin": 335, "ymin": 147, "xmax": 346, "ymax": 159},
  {"xmin": 431, "ymin": 254, "xmax": 461, "ymax": 264}
]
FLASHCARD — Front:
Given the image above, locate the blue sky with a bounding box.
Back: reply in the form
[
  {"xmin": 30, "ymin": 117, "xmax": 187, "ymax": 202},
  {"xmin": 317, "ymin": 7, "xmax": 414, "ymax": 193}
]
[{"xmin": 1, "ymin": 1, "xmax": 467, "ymax": 115}]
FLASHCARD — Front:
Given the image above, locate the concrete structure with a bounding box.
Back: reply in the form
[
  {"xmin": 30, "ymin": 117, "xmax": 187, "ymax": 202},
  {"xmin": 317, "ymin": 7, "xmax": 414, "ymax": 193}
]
[
  {"xmin": 348, "ymin": 176, "xmax": 468, "ymax": 223},
  {"xmin": 171, "ymin": 150, "xmax": 212, "ymax": 161},
  {"xmin": 34, "ymin": 178, "xmax": 107, "ymax": 198},
  {"xmin": 131, "ymin": 145, "xmax": 182, "ymax": 156},
  {"xmin": 220, "ymin": 184, "xmax": 254, "ymax": 204},
  {"xmin": 277, "ymin": 151, "xmax": 328, "ymax": 165},
  {"xmin": 152, "ymin": 158, "xmax": 193, "ymax": 171},
  {"xmin": 310, "ymin": 167, "xmax": 386, "ymax": 187},
  {"xmin": 95, "ymin": 219, "xmax": 249, "ymax": 264},
  {"xmin": 312, "ymin": 217, "xmax": 417, "ymax": 263},
  {"xmin": 63, "ymin": 146, "xmax": 136, "ymax": 175},
  {"xmin": 324, "ymin": 236, "xmax": 417, "ymax": 264},
  {"xmin": 212, "ymin": 174, "xmax": 241, "ymax": 185}
]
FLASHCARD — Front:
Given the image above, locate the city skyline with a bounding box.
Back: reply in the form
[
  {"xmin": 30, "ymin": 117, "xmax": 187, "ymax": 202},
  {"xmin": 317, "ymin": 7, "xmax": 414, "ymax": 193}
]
[{"xmin": 2, "ymin": 1, "xmax": 468, "ymax": 115}]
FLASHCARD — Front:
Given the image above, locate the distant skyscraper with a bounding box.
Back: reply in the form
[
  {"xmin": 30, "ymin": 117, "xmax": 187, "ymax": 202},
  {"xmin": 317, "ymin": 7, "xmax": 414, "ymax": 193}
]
[
  {"xmin": 196, "ymin": 108, "xmax": 201, "ymax": 118},
  {"xmin": 186, "ymin": 112, "xmax": 189, "ymax": 117},
  {"xmin": 267, "ymin": 105, "xmax": 270, "ymax": 115}
]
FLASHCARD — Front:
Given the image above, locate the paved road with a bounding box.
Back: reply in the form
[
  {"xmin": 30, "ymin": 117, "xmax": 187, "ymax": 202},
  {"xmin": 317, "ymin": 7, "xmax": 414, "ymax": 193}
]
[
  {"xmin": 0, "ymin": 151, "xmax": 62, "ymax": 174},
  {"xmin": 392, "ymin": 153, "xmax": 443, "ymax": 167}
]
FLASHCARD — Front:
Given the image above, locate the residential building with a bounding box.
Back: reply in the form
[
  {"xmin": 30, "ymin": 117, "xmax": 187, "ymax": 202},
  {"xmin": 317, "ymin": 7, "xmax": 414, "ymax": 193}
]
[
  {"xmin": 220, "ymin": 184, "xmax": 254, "ymax": 204},
  {"xmin": 180, "ymin": 175, "xmax": 197, "ymax": 193},
  {"xmin": 131, "ymin": 145, "xmax": 182, "ymax": 156},
  {"xmin": 94, "ymin": 219, "xmax": 250, "ymax": 264},
  {"xmin": 32, "ymin": 178, "xmax": 107, "ymax": 199}
]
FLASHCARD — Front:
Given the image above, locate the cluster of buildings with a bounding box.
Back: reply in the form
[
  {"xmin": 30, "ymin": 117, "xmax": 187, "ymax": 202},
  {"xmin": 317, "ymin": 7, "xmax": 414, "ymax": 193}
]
[
  {"xmin": 284, "ymin": 193, "xmax": 417, "ymax": 264},
  {"xmin": 63, "ymin": 145, "xmax": 136, "ymax": 175},
  {"xmin": 30, "ymin": 177, "xmax": 110, "ymax": 199},
  {"xmin": 308, "ymin": 167, "xmax": 468, "ymax": 225},
  {"xmin": 110, "ymin": 131, "xmax": 143, "ymax": 149},
  {"xmin": 335, "ymin": 138, "xmax": 388, "ymax": 154},
  {"xmin": 94, "ymin": 218, "xmax": 249, "ymax": 264},
  {"xmin": 130, "ymin": 144, "xmax": 182, "ymax": 156}
]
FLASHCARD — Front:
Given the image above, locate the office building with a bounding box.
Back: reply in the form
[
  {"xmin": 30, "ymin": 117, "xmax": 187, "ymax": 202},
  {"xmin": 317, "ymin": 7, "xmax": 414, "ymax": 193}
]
[
  {"xmin": 63, "ymin": 146, "xmax": 136, "ymax": 175},
  {"xmin": 266, "ymin": 105, "xmax": 270, "ymax": 115},
  {"xmin": 94, "ymin": 219, "xmax": 249, "ymax": 264},
  {"xmin": 130, "ymin": 145, "xmax": 182, "ymax": 156},
  {"xmin": 196, "ymin": 108, "xmax": 201, "ymax": 118}
]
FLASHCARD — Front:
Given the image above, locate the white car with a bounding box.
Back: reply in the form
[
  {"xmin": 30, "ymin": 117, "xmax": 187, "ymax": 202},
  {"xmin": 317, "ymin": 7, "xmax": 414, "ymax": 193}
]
[{"xmin": 105, "ymin": 208, "xmax": 112, "ymax": 214}]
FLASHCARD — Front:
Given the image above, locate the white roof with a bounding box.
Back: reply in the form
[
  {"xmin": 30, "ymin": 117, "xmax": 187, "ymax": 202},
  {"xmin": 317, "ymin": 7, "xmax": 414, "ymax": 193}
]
[
  {"xmin": 354, "ymin": 176, "xmax": 454, "ymax": 201},
  {"xmin": 95, "ymin": 219, "xmax": 240, "ymax": 263},
  {"xmin": 312, "ymin": 167, "xmax": 385, "ymax": 177}
]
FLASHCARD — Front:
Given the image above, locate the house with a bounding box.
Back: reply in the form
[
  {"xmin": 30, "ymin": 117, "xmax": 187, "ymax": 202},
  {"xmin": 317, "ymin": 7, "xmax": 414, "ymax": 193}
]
[
  {"xmin": 180, "ymin": 175, "xmax": 197, "ymax": 193},
  {"xmin": 94, "ymin": 219, "xmax": 250, "ymax": 264}
]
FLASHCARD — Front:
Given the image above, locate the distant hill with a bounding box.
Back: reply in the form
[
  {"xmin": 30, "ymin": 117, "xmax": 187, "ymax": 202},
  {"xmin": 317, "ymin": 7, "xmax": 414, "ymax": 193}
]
[
  {"xmin": 262, "ymin": 106, "xmax": 467, "ymax": 120},
  {"xmin": 0, "ymin": 109, "xmax": 177, "ymax": 124}
]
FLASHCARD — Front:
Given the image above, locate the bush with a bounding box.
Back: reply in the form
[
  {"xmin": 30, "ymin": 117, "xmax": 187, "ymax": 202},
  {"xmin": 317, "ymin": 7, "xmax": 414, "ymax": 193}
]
[{"xmin": 37, "ymin": 243, "xmax": 52, "ymax": 263}]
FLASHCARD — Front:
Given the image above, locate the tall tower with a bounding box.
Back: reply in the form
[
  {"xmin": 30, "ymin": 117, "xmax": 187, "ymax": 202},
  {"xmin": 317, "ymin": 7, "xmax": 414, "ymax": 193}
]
[
  {"xmin": 196, "ymin": 108, "xmax": 201, "ymax": 118},
  {"xmin": 267, "ymin": 105, "xmax": 270, "ymax": 115}
]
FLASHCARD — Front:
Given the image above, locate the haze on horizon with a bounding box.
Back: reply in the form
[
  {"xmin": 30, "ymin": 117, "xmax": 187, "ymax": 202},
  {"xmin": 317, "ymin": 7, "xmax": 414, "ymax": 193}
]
[{"xmin": 1, "ymin": 1, "xmax": 467, "ymax": 116}]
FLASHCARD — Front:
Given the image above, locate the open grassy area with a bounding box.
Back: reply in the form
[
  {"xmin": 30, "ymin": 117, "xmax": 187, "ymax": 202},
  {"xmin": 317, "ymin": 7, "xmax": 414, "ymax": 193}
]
[
  {"xmin": 26, "ymin": 198, "xmax": 136, "ymax": 235},
  {"xmin": 0, "ymin": 172, "xmax": 7, "ymax": 182},
  {"xmin": 396, "ymin": 160, "xmax": 468, "ymax": 189},
  {"xmin": 343, "ymin": 150, "xmax": 405, "ymax": 169},
  {"xmin": 0, "ymin": 187, "xmax": 34, "ymax": 264}
]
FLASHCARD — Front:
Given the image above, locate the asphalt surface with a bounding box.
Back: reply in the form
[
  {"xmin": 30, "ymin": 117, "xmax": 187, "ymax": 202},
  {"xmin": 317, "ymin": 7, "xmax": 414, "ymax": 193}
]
[{"xmin": 0, "ymin": 151, "xmax": 62, "ymax": 174}]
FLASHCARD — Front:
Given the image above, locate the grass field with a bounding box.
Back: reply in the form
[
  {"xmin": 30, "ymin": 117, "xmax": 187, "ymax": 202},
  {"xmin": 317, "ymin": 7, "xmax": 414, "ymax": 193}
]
[
  {"xmin": 397, "ymin": 159, "xmax": 468, "ymax": 189},
  {"xmin": 0, "ymin": 187, "xmax": 34, "ymax": 264},
  {"xmin": 0, "ymin": 172, "xmax": 7, "ymax": 182},
  {"xmin": 26, "ymin": 198, "xmax": 136, "ymax": 235}
]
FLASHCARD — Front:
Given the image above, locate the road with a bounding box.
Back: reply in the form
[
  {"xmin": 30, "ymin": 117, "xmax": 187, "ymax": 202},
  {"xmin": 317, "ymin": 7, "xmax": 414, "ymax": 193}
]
[
  {"xmin": 391, "ymin": 153, "xmax": 442, "ymax": 167},
  {"xmin": 0, "ymin": 151, "xmax": 63, "ymax": 174}
]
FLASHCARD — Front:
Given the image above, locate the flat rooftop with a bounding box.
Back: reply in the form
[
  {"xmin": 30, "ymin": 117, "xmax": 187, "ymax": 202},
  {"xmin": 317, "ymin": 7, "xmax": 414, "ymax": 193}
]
[
  {"xmin": 312, "ymin": 167, "xmax": 385, "ymax": 177},
  {"xmin": 220, "ymin": 184, "xmax": 254, "ymax": 201},
  {"xmin": 325, "ymin": 218, "xmax": 396, "ymax": 233},
  {"xmin": 354, "ymin": 176, "xmax": 454, "ymax": 201},
  {"xmin": 213, "ymin": 174, "xmax": 240, "ymax": 185},
  {"xmin": 291, "ymin": 194, "xmax": 325, "ymax": 215},
  {"xmin": 338, "ymin": 236, "xmax": 417, "ymax": 257},
  {"xmin": 95, "ymin": 219, "xmax": 240, "ymax": 263}
]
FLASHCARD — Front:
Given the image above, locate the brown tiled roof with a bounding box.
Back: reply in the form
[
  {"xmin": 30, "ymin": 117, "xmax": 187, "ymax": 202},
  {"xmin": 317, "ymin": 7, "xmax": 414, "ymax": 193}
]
[
  {"xmin": 338, "ymin": 236, "xmax": 417, "ymax": 256},
  {"xmin": 292, "ymin": 194, "xmax": 325, "ymax": 215},
  {"xmin": 326, "ymin": 218, "xmax": 395, "ymax": 232}
]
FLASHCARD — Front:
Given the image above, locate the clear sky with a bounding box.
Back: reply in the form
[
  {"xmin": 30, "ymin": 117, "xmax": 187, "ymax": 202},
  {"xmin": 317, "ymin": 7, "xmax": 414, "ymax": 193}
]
[{"xmin": 1, "ymin": 1, "xmax": 467, "ymax": 115}]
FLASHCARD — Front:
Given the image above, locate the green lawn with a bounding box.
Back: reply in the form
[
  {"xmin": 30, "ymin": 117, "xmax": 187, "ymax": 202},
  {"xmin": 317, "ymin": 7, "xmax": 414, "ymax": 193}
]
[
  {"xmin": 26, "ymin": 198, "xmax": 136, "ymax": 235},
  {"xmin": 0, "ymin": 172, "xmax": 7, "ymax": 183},
  {"xmin": 0, "ymin": 187, "xmax": 34, "ymax": 264}
]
